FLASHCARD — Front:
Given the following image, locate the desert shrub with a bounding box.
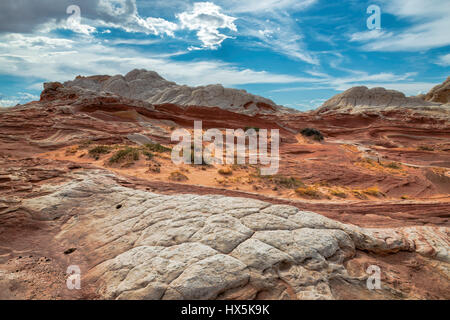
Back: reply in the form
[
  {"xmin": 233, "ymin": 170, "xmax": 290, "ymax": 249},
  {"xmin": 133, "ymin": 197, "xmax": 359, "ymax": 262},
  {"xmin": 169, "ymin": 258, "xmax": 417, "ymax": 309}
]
[
  {"xmin": 109, "ymin": 147, "xmax": 140, "ymax": 164},
  {"xmin": 352, "ymin": 190, "xmax": 368, "ymax": 200},
  {"xmin": 142, "ymin": 150, "xmax": 154, "ymax": 160},
  {"xmin": 148, "ymin": 161, "xmax": 161, "ymax": 173},
  {"xmin": 88, "ymin": 145, "xmax": 112, "ymax": 160},
  {"xmin": 330, "ymin": 189, "xmax": 347, "ymax": 198},
  {"xmin": 384, "ymin": 162, "xmax": 401, "ymax": 170},
  {"xmin": 300, "ymin": 128, "xmax": 324, "ymax": 141},
  {"xmin": 169, "ymin": 171, "xmax": 188, "ymax": 182},
  {"xmin": 218, "ymin": 167, "xmax": 233, "ymax": 175},
  {"xmin": 272, "ymin": 176, "xmax": 305, "ymax": 188},
  {"xmin": 144, "ymin": 142, "xmax": 171, "ymax": 153},
  {"xmin": 78, "ymin": 140, "xmax": 93, "ymax": 149},
  {"xmin": 295, "ymin": 186, "xmax": 321, "ymax": 198},
  {"xmin": 363, "ymin": 186, "xmax": 382, "ymax": 197}
]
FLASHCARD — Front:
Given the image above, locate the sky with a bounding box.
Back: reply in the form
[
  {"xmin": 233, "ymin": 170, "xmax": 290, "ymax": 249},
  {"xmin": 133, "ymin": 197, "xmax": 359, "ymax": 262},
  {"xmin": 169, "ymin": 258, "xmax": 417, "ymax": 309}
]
[{"xmin": 0, "ymin": 0, "xmax": 449, "ymax": 111}]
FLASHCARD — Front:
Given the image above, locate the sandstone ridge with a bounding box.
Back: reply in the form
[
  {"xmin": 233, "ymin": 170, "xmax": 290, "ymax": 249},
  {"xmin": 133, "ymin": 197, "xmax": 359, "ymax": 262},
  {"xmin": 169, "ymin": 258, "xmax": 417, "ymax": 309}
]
[{"xmin": 56, "ymin": 69, "xmax": 292, "ymax": 116}]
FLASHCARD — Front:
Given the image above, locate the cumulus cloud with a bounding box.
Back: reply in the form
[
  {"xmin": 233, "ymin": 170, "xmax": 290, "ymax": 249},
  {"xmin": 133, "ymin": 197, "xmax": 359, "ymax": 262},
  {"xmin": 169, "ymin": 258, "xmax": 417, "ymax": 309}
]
[{"xmin": 177, "ymin": 2, "xmax": 237, "ymax": 49}]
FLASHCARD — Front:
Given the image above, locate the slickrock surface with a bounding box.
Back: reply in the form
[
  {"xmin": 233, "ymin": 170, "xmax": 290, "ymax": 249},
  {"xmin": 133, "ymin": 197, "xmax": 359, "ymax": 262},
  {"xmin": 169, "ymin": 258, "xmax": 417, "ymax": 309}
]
[
  {"xmin": 62, "ymin": 69, "xmax": 291, "ymax": 116},
  {"xmin": 1, "ymin": 169, "xmax": 448, "ymax": 300}
]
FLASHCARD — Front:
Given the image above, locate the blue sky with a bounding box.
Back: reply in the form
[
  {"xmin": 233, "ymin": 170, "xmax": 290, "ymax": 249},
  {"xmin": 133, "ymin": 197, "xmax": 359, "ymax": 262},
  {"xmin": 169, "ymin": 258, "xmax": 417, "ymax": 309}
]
[{"xmin": 0, "ymin": 0, "xmax": 449, "ymax": 110}]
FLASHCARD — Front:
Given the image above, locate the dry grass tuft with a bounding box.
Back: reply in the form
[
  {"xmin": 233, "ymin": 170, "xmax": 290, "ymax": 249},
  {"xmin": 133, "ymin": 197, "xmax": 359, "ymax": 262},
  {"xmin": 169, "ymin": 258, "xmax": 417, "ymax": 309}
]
[{"xmin": 295, "ymin": 186, "xmax": 321, "ymax": 199}]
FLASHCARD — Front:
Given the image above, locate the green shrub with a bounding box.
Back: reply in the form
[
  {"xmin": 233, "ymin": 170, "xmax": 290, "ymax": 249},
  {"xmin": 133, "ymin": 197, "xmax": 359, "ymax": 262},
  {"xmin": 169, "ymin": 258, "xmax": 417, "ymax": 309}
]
[
  {"xmin": 144, "ymin": 143, "xmax": 171, "ymax": 153},
  {"xmin": 109, "ymin": 147, "xmax": 140, "ymax": 164},
  {"xmin": 384, "ymin": 162, "xmax": 401, "ymax": 170},
  {"xmin": 142, "ymin": 150, "xmax": 154, "ymax": 160},
  {"xmin": 88, "ymin": 145, "xmax": 112, "ymax": 160}
]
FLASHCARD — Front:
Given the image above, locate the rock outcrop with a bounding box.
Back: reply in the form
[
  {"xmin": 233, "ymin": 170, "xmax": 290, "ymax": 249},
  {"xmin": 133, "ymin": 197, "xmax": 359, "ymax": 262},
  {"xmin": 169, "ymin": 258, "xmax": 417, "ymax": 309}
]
[
  {"xmin": 59, "ymin": 69, "xmax": 292, "ymax": 116},
  {"xmin": 315, "ymin": 86, "xmax": 449, "ymax": 117},
  {"xmin": 1, "ymin": 168, "xmax": 448, "ymax": 300},
  {"xmin": 425, "ymin": 76, "xmax": 450, "ymax": 104}
]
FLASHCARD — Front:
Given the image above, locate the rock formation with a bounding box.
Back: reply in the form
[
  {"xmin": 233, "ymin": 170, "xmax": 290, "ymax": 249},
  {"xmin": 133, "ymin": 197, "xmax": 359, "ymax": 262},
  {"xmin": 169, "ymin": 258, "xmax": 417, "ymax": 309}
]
[
  {"xmin": 315, "ymin": 86, "xmax": 449, "ymax": 117},
  {"xmin": 424, "ymin": 76, "xmax": 450, "ymax": 104},
  {"xmin": 1, "ymin": 167, "xmax": 448, "ymax": 299},
  {"xmin": 0, "ymin": 71, "xmax": 449, "ymax": 300},
  {"xmin": 60, "ymin": 69, "xmax": 293, "ymax": 116}
]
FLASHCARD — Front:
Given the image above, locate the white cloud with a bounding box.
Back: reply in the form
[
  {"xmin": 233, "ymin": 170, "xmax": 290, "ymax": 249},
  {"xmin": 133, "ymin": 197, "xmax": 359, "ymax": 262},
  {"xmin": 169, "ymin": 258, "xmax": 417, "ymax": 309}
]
[
  {"xmin": 228, "ymin": 0, "xmax": 319, "ymax": 64},
  {"xmin": 225, "ymin": 0, "xmax": 317, "ymax": 14},
  {"xmin": 0, "ymin": 92, "xmax": 40, "ymax": 107},
  {"xmin": 436, "ymin": 53, "xmax": 450, "ymax": 66},
  {"xmin": 352, "ymin": 0, "xmax": 450, "ymax": 51},
  {"xmin": 177, "ymin": 2, "xmax": 237, "ymax": 49},
  {"xmin": 271, "ymin": 71, "xmax": 432, "ymax": 96},
  {"xmin": 349, "ymin": 30, "xmax": 392, "ymax": 42},
  {"xmin": 0, "ymin": 33, "xmax": 311, "ymax": 89}
]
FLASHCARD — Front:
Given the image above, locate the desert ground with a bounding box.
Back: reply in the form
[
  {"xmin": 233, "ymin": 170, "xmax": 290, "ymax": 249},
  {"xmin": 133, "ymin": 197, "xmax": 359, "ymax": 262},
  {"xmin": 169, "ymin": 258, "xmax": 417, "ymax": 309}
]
[{"xmin": 0, "ymin": 70, "xmax": 449, "ymax": 299}]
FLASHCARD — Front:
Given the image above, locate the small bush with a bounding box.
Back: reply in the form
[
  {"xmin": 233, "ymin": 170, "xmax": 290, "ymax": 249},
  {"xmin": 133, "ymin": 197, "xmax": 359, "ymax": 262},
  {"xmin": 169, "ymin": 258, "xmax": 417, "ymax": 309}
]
[
  {"xmin": 300, "ymin": 128, "xmax": 324, "ymax": 141},
  {"xmin": 330, "ymin": 189, "xmax": 348, "ymax": 198},
  {"xmin": 78, "ymin": 140, "xmax": 93, "ymax": 149},
  {"xmin": 352, "ymin": 190, "xmax": 368, "ymax": 199},
  {"xmin": 363, "ymin": 186, "xmax": 382, "ymax": 197},
  {"xmin": 218, "ymin": 167, "xmax": 233, "ymax": 175},
  {"xmin": 384, "ymin": 162, "xmax": 401, "ymax": 170},
  {"xmin": 109, "ymin": 147, "xmax": 140, "ymax": 164},
  {"xmin": 144, "ymin": 143, "xmax": 171, "ymax": 153},
  {"xmin": 169, "ymin": 171, "xmax": 188, "ymax": 182},
  {"xmin": 148, "ymin": 161, "xmax": 161, "ymax": 173},
  {"xmin": 88, "ymin": 145, "xmax": 112, "ymax": 160},
  {"xmin": 295, "ymin": 186, "xmax": 321, "ymax": 198},
  {"xmin": 272, "ymin": 176, "xmax": 305, "ymax": 189},
  {"xmin": 142, "ymin": 150, "xmax": 154, "ymax": 160}
]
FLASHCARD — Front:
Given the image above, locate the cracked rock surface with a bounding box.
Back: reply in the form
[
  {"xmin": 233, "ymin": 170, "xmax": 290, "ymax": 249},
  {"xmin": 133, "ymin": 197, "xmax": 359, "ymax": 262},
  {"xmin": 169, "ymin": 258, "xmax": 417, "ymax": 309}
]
[{"xmin": 3, "ymin": 169, "xmax": 447, "ymax": 300}]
